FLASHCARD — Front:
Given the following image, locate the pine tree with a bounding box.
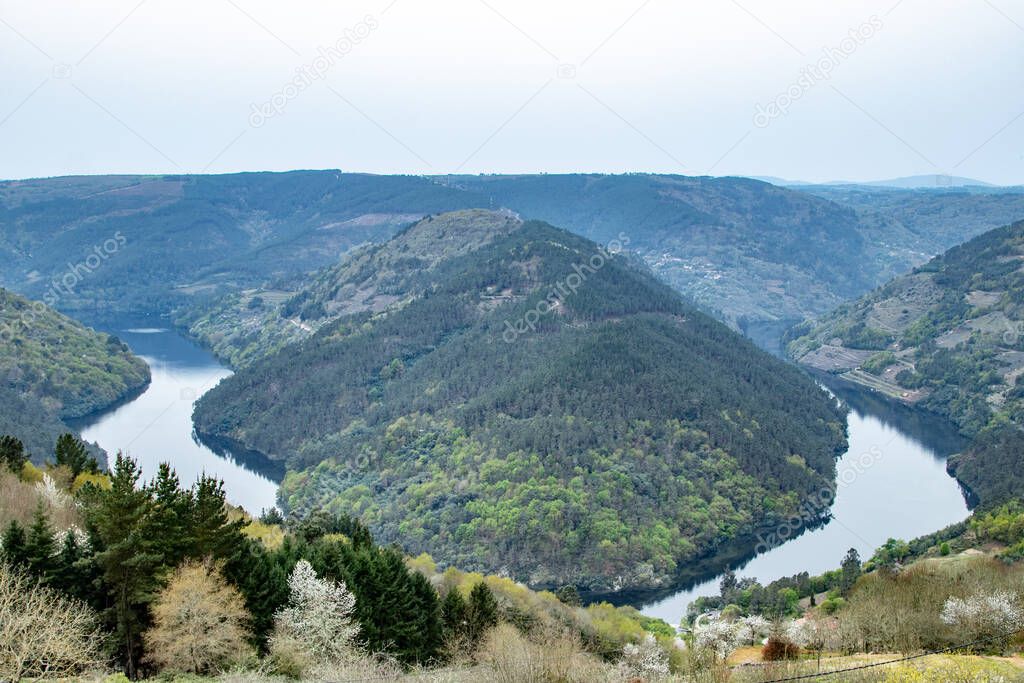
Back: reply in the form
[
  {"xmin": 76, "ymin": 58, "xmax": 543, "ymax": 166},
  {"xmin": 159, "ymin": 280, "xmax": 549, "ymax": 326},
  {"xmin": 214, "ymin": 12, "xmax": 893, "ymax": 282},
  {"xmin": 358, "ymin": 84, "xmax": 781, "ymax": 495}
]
[
  {"xmin": 467, "ymin": 581, "xmax": 498, "ymax": 644},
  {"xmin": 54, "ymin": 433, "xmax": 97, "ymax": 477},
  {"xmin": 226, "ymin": 539, "xmax": 289, "ymax": 652},
  {"xmin": 145, "ymin": 463, "xmax": 192, "ymax": 568},
  {"xmin": 25, "ymin": 501, "xmax": 56, "ymax": 582},
  {"xmin": 190, "ymin": 475, "xmax": 244, "ymax": 560},
  {"xmin": 440, "ymin": 587, "xmax": 469, "ymax": 640},
  {"xmin": 87, "ymin": 453, "xmax": 160, "ymax": 679},
  {"xmin": 0, "ymin": 435, "xmax": 26, "ymax": 473},
  {"xmin": 839, "ymin": 548, "xmax": 862, "ymax": 596},
  {"xmin": 0, "ymin": 520, "xmax": 28, "ymax": 567}
]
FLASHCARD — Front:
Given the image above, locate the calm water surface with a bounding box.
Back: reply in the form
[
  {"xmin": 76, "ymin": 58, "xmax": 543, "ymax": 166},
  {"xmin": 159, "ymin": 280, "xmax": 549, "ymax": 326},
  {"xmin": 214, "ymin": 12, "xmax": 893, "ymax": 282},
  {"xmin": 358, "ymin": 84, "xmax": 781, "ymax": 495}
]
[
  {"xmin": 77, "ymin": 322, "xmax": 280, "ymax": 514},
  {"xmin": 76, "ymin": 324, "xmax": 972, "ymax": 622}
]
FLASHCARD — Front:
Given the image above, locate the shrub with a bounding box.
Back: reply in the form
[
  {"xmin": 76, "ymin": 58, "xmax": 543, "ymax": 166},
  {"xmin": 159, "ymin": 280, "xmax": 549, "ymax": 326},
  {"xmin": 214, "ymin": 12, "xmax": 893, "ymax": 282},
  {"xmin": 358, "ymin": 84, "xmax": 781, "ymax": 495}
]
[
  {"xmin": 0, "ymin": 563, "xmax": 106, "ymax": 680},
  {"xmin": 144, "ymin": 560, "xmax": 253, "ymax": 674},
  {"xmin": 761, "ymin": 636, "xmax": 801, "ymax": 661}
]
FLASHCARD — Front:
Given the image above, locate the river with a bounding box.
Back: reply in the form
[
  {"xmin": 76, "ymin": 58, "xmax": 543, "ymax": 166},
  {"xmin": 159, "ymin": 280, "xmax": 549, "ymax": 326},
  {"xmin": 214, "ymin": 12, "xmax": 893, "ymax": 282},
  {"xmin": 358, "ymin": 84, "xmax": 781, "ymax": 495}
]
[
  {"xmin": 77, "ymin": 321, "xmax": 281, "ymax": 514},
  {"xmin": 76, "ymin": 322, "xmax": 972, "ymax": 623}
]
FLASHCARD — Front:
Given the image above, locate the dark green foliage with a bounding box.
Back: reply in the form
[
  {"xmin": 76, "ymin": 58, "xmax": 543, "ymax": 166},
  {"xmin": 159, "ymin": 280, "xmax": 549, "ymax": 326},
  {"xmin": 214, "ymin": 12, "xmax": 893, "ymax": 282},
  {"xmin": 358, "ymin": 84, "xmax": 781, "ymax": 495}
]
[
  {"xmin": 554, "ymin": 585, "xmax": 582, "ymax": 607},
  {"xmin": 342, "ymin": 546, "xmax": 443, "ymax": 665},
  {"xmin": 1, "ymin": 519, "xmax": 28, "ymax": 567},
  {"xmin": 839, "ymin": 548, "xmax": 861, "ymax": 595},
  {"xmin": 87, "ymin": 453, "xmax": 161, "ymax": 679},
  {"xmin": 948, "ymin": 425, "xmax": 1024, "ymax": 510},
  {"xmin": 25, "ymin": 501, "xmax": 57, "ymax": 581},
  {"xmin": 197, "ymin": 216, "xmax": 847, "ymax": 590},
  {"xmin": 0, "ymin": 434, "xmax": 26, "ymax": 472},
  {"xmin": 259, "ymin": 507, "xmax": 284, "ymax": 525},
  {"xmin": 55, "ymin": 432, "xmax": 98, "ymax": 476},
  {"xmin": 225, "ymin": 538, "xmax": 290, "ymax": 652},
  {"xmin": 467, "ymin": 582, "xmax": 499, "ymax": 644},
  {"xmin": 440, "ymin": 588, "xmax": 469, "ymax": 640}
]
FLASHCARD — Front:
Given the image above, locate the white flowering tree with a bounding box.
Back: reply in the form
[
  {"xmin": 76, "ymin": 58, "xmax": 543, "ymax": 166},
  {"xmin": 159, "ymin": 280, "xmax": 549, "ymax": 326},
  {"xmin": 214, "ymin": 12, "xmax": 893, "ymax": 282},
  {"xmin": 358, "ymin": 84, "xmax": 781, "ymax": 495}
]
[
  {"xmin": 738, "ymin": 615, "xmax": 770, "ymax": 646},
  {"xmin": 940, "ymin": 590, "xmax": 1024, "ymax": 653},
  {"xmin": 694, "ymin": 618, "xmax": 742, "ymax": 661},
  {"xmin": 620, "ymin": 634, "xmax": 670, "ymax": 680},
  {"xmin": 272, "ymin": 559, "xmax": 360, "ymax": 665}
]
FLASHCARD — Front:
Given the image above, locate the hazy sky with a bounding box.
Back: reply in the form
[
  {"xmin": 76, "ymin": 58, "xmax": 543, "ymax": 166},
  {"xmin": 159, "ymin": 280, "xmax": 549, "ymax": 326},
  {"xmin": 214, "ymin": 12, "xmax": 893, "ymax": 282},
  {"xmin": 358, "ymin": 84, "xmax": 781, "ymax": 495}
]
[{"xmin": 2, "ymin": 0, "xmax": 1022, "ymax": 183}]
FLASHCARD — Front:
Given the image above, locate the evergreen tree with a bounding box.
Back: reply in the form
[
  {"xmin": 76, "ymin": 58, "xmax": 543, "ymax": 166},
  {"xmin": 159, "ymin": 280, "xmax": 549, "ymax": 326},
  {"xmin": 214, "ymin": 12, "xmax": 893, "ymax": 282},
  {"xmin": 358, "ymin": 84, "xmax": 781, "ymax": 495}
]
[
  {"xmin": 555, "ymin": 584, "xmax": 582, "ymax": 606},
  {"xmin": 0, "ymin": 435, "xmax": 26, "ymax": 473},
  {"xmin": 54, "ymin": 433, "xmax": 97, "ymax": 477},
  {"xmin": 467, "ymin": 581, "xmax": 498, "ymax": 644},
  {"xmin": 25, "ymin": 501, "xmax": 56, "ymax": 582},
  {"xmin": 226, "ymin": 539, "xmax": 289, "ymax": 651},
  {"xmin": 51, "ymin": 530, "xmax": 97, "ymax": 605},
  {"xmin": 348, "ymin": 546, "xmax": 443, "ymax": 665},
  {"xmin": 145, "ymin": 463, "xmax": 192, "ymax": 568},
  {"xmin": 839, "ymin": 548, "xmax": 862, "ymax": 595},
  {"xmin": 190, "ymin": 475, "xmax": 244, "ymax": 560},
  {"xmin": 86, "ymin": 453, "xmax": 160, "ymax": 679},
  {"xmin": 0, "ymin": 520, "xmax": 28, "ymax": 567},
  {"xmin": 440, "ymin": 587, "xmax": 469, "ymax": 640}
]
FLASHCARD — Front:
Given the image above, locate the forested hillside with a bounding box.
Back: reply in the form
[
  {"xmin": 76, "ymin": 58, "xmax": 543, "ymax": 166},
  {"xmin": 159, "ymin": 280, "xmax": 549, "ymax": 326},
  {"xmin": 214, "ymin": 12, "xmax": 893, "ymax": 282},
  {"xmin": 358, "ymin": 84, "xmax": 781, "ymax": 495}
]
[
  {"xmin": 194, "ymin": 211, "xmax": 848, "ymax": 591},
  {"xmin": 787, "ymin": 221, "xmax": 1024, "ymax": 508},
  {"xmin": 443, "ymin": 174, "xmax": 982, "ymax": 335},
  {"xmin": 6, "ymin": 172, "xmax": 1011, "ymax": 358},
  {"xmin": 0, "ymin": 172, "xmax": 484, "ymax": 314},
  {"xmin": 0, "ymin": 288, "xmax": 150, "ymax": 460}
]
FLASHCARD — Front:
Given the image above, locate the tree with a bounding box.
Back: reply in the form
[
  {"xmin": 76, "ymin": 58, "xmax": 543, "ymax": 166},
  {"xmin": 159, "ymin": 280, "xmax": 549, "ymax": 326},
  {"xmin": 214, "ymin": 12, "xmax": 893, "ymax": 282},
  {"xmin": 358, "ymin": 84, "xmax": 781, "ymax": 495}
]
[
  {"xmin": 272, "ymin": 559, "xmax": 359, "ymax": 665},
  {"xmin": 440, "ymin": 587, "xmax": 469, "ymax": 641},
  {"xmin": 144, "ymin": 561, "xmax": 252, "ymax": 674},
  {"xmin": 25, "ymin": 500, "xmax": 57, "ymax": 582},
  {"xmin": 190, "ymin": 475, "xmax": 244, "ymax": 560},
  {"xmin": 467, "ymin": 581, "xmax": 499, "ymax": 644},
  {"xmin": 839, "ymin": 547, "xmax": 861, "ymax": 595},
  {"xmin": 227, "ymin": 538, "xmax": 289, "ymax": 652},
  {"xmin": 346, "ymin": 546, "xmax": 443, "ymax": 665},
  {"xmin": 619, "ymin": 634, "xmax": 669, "ymax": 679},
  {"xmin": 86, "ymin": 453, "xmax": 161, "ymax": 679},
  {"xmin": 0, "ymin": 435, "xmax": 26, "ymax": 473},
  {"xmin": 54, "ymin": 433, "xmax": 97, "ymax": 477},
  {"xmin": 0, "ymin": 520, "xmax": 28, "ymax": 567},
  {"xmin": 940, "ymin": 590, "xmax": 1024, "ymax": 653},
  {"xmin": 555, "ymin": 584, "xmax": 582, "ymax": 606},
  {"xmin": 0, "ymin": 563, "xmax": 105, "ymax": 681}
]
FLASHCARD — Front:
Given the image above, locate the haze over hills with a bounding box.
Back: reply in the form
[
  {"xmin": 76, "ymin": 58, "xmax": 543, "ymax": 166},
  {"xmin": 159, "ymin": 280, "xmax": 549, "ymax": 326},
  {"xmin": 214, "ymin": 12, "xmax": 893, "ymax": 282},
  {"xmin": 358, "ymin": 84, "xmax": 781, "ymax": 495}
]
[
  {"xmin": 0, "ymin": 288, "xmax": 150, "ymax": 461},
  {"xmin": 7, "ymin": 171, "xmax": 1019, "ymax": 358},
  {"xmin": 193, "ymin": 210, "xmax": 848, "ymax": 591}
]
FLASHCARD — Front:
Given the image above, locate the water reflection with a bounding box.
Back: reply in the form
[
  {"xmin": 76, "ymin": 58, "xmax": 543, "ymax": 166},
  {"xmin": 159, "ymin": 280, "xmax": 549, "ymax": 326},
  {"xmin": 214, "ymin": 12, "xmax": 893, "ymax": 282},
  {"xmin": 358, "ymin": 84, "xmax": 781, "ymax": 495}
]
[{"xmin": 75, "ymin": 318, "xmax": 280, "ymax": 514}]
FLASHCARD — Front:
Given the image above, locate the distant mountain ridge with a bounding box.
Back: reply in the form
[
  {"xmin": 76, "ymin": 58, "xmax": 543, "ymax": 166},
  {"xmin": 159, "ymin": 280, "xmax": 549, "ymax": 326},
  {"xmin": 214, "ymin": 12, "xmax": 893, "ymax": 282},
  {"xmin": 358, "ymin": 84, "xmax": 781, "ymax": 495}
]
[
  {"xmin": 193, "ymin": 210, "xmax": 848, "ymax": 591},
  {"xmin": 7, "ymin": 171, "xmax": 1015, "ymax": 354}
]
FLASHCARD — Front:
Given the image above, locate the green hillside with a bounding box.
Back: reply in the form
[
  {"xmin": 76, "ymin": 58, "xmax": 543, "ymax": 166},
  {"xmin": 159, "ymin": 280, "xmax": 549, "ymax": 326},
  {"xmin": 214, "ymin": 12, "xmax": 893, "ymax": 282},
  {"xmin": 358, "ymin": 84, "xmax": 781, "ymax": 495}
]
[
  {"xmin": 0, "ymin": 288, "xmax": 150, "ymax": 460},
  {"xmin": 787, "ymin": 221, "xmax": 1024, "ymax": 508},
  {"xmin": 194, "ymin": 211, "xmax": 847, "ymax": 591}
]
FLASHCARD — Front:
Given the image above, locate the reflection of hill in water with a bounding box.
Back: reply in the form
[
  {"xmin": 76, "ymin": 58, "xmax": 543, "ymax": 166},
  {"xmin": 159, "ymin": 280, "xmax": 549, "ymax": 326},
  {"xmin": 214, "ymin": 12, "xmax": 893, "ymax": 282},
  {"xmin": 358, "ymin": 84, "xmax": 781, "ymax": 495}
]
[
  {"xmin": 196, "ymin": 432, "xmax": 286, "ymax": 483},
  {"xmin": 816, "ymin": 372, "xmax": 967, "ymax": 459}
]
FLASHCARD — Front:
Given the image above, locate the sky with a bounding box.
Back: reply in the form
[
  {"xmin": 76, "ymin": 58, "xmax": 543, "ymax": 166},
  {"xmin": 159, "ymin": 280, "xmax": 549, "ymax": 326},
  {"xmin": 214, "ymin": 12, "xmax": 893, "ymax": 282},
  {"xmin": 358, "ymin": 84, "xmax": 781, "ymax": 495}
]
[{"xmin": 1, "ymin": 0, "xmax": 1022, "ymax": 184}]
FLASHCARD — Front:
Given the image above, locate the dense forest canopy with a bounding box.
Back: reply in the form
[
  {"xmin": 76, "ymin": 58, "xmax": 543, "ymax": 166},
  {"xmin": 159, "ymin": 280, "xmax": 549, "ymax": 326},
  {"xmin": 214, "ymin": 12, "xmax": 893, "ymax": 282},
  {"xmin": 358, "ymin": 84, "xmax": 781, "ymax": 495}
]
[
  {"xmin": 194, "ymin": 211, "xmax": 848, "ymax": 591},
  {"xmin": 0, "ymin": 288, "xmax": 150, "ymax": 461}
]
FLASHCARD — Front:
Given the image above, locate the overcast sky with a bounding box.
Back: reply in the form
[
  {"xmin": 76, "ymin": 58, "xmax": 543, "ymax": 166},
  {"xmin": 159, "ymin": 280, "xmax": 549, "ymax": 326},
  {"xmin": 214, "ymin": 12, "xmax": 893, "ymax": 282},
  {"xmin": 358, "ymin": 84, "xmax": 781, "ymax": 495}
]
[{"xmin": 1, "ymin": 0, "xmax": 1022, "ymax": 183}]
